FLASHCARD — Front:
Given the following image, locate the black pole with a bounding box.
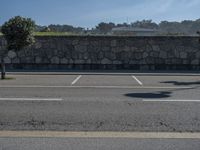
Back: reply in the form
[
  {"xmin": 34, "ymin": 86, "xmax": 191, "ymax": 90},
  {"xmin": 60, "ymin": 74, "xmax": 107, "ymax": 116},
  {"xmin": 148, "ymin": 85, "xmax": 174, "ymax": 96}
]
[
  {"xmin": 1, "ymin": 57, "xmax": 5, "ymax": 79},
  {"xmin": 197, "ymin": 31, "xmax": 200, "ymax": 43}
]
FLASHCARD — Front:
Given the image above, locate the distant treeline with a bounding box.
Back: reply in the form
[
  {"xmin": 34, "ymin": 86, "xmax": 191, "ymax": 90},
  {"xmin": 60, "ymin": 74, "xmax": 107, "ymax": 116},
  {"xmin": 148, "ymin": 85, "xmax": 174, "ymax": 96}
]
[
  {"xmin": 92, "ymin": 19, "xmax": 200, "ymax": 35},
  {"xmin": 1, "ymin": 19, "xmax": 200, "ymax": 35},
  {"xmin": 35, "ymin": 24, "xmax": 84, "ymax": 33}
]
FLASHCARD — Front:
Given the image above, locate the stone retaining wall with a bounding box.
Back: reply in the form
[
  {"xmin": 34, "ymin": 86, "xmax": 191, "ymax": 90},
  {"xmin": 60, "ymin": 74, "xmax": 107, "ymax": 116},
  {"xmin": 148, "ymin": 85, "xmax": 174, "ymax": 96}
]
[{"xmin": 0, "ymin": 36, "xmax": 200, "ymax": 70}]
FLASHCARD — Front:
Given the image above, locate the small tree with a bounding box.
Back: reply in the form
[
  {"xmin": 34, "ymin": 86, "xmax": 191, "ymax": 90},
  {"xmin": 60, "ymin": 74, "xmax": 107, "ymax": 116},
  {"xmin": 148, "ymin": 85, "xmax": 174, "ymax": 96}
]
[{"xmin": 1, "ymin": 16, "xmax": 35, "ymax": 79}]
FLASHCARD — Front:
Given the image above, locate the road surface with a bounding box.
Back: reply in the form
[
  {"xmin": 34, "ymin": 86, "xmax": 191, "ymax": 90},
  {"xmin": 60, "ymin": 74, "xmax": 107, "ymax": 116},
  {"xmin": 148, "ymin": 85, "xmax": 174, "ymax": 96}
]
[{"xmin": 0, "ymin": 73, "xmax": 200, "ymax": 149}]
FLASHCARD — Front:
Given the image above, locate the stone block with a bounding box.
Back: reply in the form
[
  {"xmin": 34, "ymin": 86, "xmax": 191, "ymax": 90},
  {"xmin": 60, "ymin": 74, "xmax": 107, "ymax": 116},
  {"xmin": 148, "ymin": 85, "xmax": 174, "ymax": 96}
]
[
  {"xmin": 83, "ymin": 53, "xmax": 89, "ymax": 60},
  {"xmin": 180, "ymin": 52, "xmax": 187, "ymax": 59},
  {"xmin": 129, "ymin": 60, "xmax": 140, "ymax": 65},
  {"xmin": 196, "ymin": 51, "xmax": 200, "ymax": 58},
  {"xmin": 51, "ymin": 56, "xmax": 60, "ymax": 64},
  {"xmin": 191, "ymin": 59, "xmax": 199, "ymax": 65},
  {"xmin": 150, "ymin": 51, "xmax": 159, "ymax": 57},
  {"xmin": 123, "ymin": 46, "xmax": 130, "ymax": 52},
  {"xmin": 165, "ymin": 59, "xmax": 172, "ymax": 64},
  {"xmin": 159, "ymin": 51, "xmax": 167, "ymax": 58},
  {"xmin": 105, "ymin": 52, "xmax": 116, "ymax": 60},
  {"xmin": 72, "ymin": 40, "xmax": 79, "ymax": 45},
  {"xmin": 8, "ymin": 51, "xmax": 17, "ymax": 59},
  {"xmin": 3, "ymin": 57, "xmax": 11, "ymax": 64},
  {"xmin": 69, "ymin": 59, "xmax": 74, "ymax": 64},
  {"xmin": 182, "ymin": 59, "xmax": 189, "ymax": 64},
  {"xmin": 85, "ymin": 59, "xmax": 92, "ymax": 64},
  {"xmin": 24, "ymin": 57, "xmax": 34, "ymax": 63},
  {"xmin": 145, "ymin": 57, "xmax": 155, "ymax": 64},
  {"xmin": 90, "ymin": 41, "xmax": 98, "ymax": 46},
  {"xmin": 12, "ymin": 58, "xmax": 20, "ymax": 64},
  {"xmin": 79, "ymin": 40, "xmax": 89, "ymax": 46},
  {"xmin": 111, "ymin": 40, "xmax": 117, "ymax": 47},
  {"xmin": 98, "ymin": 51, "xmax": 104, "ymax": 59},
  {"xmin": 60, "ymin": 58, "xmax": 69, "ymax": 64},
  {"xmin": 35, "ymin": 57, "xmax": 42, "ymax": 64},
  {"xmin": 101, "ymin": 58, "xmax": 112, "ymax": 64},
  {"xmin": 113, "ymin": 60, "xmax": 122, "ymax": 65},
  {"xmin": 143, "ymin": 52, "xmax": 149, "ymax": 58},
  {"xmin": 152, "ymin": 45, "xmax": 160, "ymax": 51},
  {"xmin": 135, "ymin": 53, "xmax": 143, "ymax": 60},
  {"xmin": 35, "ymin": 42, "xmax": 42, "ymax": 49},
  {"xmin": 120, "ymin": 52, "xmax": 129, "ymax": 60},
  {"xmin": 74, "ymin": 59, "xmax": 85, "ymax": 64},
  {"xmin": 130, "ymin": 47, "xmax": 138, "ymax": 51},
  {"xmin": 75, "ymin": 45, "xmax": 87, "ymax": 52},
  {"xmin": 102, "ymin": 46, "xmax": 110, "ymax": 51},
  {"xmin": 17, "ymin": 50, "xmax": 26, "ymax": 57}
]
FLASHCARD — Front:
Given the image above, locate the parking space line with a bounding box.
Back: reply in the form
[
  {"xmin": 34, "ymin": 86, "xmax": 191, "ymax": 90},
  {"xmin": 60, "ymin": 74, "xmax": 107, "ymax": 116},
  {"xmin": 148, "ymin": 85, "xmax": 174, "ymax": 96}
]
[
  {"xmin": 142, "ymin": 99, "xmax": 200, "ymax": 102},
  {"xmin": 0, "ymin": 98, "xmax": 63, "ymax": 101},
  {"xmin": 71, "ymin": 75, "xmax": 82, "ymax": 85},
  {"xmin": 132, "ymin": 76, "xmax": 143, "ymax": 86}
]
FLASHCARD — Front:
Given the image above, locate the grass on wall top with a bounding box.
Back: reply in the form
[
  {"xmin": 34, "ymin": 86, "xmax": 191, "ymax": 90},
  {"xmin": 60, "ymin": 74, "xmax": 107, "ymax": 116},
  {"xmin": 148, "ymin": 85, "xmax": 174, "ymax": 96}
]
[
  {"xmin": 34, "ymin": 32, "xmax": 76, "ymax": 36},
  {"xmin": 0, "ymin": 32, "xmax": 76, "ymax": 36},
  {"xmin": 0, "ymin": 32, "xmax": 199, "ymax": 37}
]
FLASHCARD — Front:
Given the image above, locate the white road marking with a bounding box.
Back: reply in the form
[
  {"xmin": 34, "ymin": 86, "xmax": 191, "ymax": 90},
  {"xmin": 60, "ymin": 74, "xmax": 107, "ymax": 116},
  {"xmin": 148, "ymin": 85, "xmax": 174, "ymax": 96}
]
[
  {"xmin": 0, "ymin": 85, "xmax": 191, "ymax": 89},
  {"xmin": 143, "ymin": 99, "xmax": 200, "ymax": 102},
  {"xmin": 0, "ymin": 98, "xmax": 63, "ymax": 101},
  {"xmin": 132, "ymin": 76, "xmax": 143, "ymax": 86},
  {"xmin": 71, "ymin": 75, "xmax": 82, "ymax": 85},
  {"xmin": 0, "ymin": 131, "xmax": 200, "ymax": 139}
]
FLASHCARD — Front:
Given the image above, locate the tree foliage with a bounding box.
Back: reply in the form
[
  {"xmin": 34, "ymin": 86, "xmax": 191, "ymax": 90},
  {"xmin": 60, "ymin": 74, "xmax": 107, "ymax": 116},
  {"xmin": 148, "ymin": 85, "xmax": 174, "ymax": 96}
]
[
  {"xmin": 131, "ymin": 20, "xmax": 158, "ymax": 29},
  {"xmin": 35, "ymin": 24, "xmax": 84, "ymax": 33},
  {"xmin": 92, "ymin": 19, "xmax": 200, "ymax": 35},
  {"xmin": 96, "ymin": 22, "xmax": 115, "ymax": 34},
  {"xmin": 1, "ymin": 16, "xmax": 36, "ymax": 51}
]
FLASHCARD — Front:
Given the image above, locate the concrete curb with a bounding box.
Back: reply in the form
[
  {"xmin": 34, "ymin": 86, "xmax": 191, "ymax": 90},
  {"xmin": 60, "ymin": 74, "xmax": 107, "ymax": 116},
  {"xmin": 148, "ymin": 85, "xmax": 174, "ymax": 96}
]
[{"xmin": 6, "ymin": 71, "xmax": 200, "ymax": 76}]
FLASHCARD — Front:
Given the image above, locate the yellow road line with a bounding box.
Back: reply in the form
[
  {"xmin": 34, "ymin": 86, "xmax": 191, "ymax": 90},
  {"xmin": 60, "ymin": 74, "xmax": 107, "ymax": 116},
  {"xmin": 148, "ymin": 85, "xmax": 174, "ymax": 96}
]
[{"xmin": 0, "ymin": 131, "xmax": 200, "ymax": 139}]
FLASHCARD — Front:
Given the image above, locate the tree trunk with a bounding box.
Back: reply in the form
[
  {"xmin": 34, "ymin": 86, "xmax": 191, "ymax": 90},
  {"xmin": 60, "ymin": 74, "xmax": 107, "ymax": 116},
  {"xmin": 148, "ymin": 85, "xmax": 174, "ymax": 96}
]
[{"xmin": 1, "ymin": 57, "xmax": 6, "ymax": 79}]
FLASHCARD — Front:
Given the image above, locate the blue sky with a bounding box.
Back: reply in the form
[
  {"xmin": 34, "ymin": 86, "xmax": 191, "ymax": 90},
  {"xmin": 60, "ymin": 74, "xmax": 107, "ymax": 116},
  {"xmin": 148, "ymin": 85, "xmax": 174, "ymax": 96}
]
[{"xmin": 0, "ymin": 0, "xmax": 200, "ymax": 28}]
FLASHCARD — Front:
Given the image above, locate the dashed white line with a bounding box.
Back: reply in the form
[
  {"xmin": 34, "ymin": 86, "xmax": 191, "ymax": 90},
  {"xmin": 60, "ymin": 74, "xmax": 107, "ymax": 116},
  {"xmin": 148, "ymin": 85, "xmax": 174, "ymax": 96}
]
[
  {"xmin": 132, "ymin": 76, "xmax": 143, "ymax": 86},
  {"xmin": 71, "ymin": 75, "xmax": 82, "ymax": 85},
  {"xmin": 142, "ymin": 99, "xmax": 200, "ymax": 102},
  {"xmin": 0, "ymin": 98, "xmax": 63, "ymax": 101}
]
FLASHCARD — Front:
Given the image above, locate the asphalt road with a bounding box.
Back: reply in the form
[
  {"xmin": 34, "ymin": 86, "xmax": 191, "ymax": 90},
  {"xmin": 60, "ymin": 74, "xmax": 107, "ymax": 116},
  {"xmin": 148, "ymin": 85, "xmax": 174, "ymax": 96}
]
[
  {"xmin": 0, "ymin": 87, "xmax": 200, "ymax": 131},
  {"xmin": 1, "ymin": 137, "xmax": 200, "ymax": 150},
  {"xmin": 0, "ymin": 73, "xmax": 200, "ymax": 149}
]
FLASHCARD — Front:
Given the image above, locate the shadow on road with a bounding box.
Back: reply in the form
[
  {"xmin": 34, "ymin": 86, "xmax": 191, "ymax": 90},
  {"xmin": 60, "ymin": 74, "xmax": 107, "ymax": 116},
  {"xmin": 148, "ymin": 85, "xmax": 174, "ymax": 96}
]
[
  {"xmin": 160, "ymin": 81, "xmax": 200, "ymax": 86},
  {"xmin": 125, "ymin": 91, "xmax": 171, "ymax": 99}
]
